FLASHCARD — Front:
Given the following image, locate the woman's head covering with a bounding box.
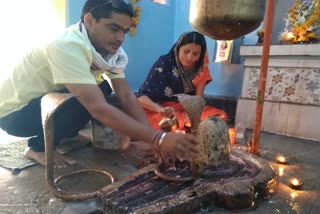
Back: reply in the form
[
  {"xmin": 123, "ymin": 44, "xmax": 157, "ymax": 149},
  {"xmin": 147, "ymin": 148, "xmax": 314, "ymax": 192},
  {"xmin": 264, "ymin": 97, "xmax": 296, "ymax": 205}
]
[
  {"xmin": 137, "ymin": 31, "xmax": 209, "ymax": 102},
  {"xmin": 169, "ymin": 31, "xmax": 207, "ymax": 93}
]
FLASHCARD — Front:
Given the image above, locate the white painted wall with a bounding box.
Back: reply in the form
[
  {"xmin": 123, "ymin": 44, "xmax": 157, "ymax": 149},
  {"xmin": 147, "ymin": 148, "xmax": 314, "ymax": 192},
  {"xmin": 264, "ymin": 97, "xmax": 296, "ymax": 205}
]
[{"xmin": 0, "ymin": 0, "xmax": 66, "ymax": 75}]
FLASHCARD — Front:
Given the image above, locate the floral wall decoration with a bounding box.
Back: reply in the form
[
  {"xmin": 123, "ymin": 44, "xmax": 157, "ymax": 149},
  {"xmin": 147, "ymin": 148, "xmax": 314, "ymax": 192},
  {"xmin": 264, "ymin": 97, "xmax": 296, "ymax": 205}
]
[
  {"xmin": 245, "ymin": 67, "xmax": 320, "ymax": 106},
  {"xmin": 279, "ymin": 0, "xmax": 320, "ymax": 44},
  {"xmin": 130, "ymin": 0, "xmax": 141, "ymax": 36}
]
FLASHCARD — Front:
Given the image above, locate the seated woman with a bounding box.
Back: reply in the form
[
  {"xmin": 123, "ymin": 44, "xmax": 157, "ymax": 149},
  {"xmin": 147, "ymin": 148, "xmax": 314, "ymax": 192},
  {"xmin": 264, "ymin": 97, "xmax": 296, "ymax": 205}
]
[{"xmin": 137, "ymin": 31, "xmax": 228, "ymax": 130}]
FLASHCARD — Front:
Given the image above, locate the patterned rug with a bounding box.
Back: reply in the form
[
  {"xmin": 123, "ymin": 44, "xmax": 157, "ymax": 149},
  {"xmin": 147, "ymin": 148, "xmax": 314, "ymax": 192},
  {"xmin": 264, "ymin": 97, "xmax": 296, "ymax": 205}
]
[
  {"xmin": 0, "ymin": 139, "xmax": 37, "ymax": 171},
  {"xmin": 0, "ymin": 139, "xmax": 91, "ymax": 173}
]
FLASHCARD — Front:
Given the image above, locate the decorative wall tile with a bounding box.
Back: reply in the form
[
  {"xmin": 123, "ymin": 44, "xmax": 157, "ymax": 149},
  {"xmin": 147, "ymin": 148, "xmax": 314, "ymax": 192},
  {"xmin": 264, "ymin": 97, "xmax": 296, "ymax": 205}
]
[
  {"xmin": 243, "ymin": 67, "xmax": 320, "ymax": 106},
  {"xmin": 238, "ymin": 44, "xmax": 320, "ymax": 140}
]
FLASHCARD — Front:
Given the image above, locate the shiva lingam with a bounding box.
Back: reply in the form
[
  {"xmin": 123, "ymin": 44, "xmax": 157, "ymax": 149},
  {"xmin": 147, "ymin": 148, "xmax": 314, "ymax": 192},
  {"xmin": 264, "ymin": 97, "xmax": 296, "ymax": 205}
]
[
  {"xmin": 40, "ymin": 93, "xmax": 278, "ymax": 212},
  {"xmin": 99, "ymin": 96, "xmax": 278, "ymax": 212},
  {"xmin": 156, "ymin": 96, "xmax": 207, "ymax": 181},
  {"xmin": 179, "ymin": 96, "xmax": 231, "ymax": 177},
  {"xmin": 41, "ymin": 1, "xmax": 274, "ymax": 208},
  {"xmin": 155, "ymin": 95, "xmax": 231, "ymax": 181},
  {"xmin": 180, "ymin": 95, "xmax": 205, "ymax": 135}
]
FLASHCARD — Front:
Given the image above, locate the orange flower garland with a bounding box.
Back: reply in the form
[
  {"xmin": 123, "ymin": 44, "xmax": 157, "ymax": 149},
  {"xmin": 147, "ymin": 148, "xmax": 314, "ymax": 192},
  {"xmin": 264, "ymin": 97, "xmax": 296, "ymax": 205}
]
[{"xmin": 130, "ymin": 0, "xmax": 141, "ymax": 36}]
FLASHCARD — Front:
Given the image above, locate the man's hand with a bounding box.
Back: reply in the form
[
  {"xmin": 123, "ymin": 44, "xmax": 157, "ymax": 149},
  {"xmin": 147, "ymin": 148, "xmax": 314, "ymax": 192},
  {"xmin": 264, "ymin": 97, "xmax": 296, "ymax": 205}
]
[{"xmin": 158, "ymin": 132, "xmax": 199, "ymax": 164}]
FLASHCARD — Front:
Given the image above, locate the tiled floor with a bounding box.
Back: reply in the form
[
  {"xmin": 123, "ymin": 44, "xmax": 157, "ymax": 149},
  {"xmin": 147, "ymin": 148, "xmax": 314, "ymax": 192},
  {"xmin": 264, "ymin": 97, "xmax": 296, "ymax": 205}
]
[{"xmin": 0, "ymin": 128, "xmax": 319, "ymax": 214}]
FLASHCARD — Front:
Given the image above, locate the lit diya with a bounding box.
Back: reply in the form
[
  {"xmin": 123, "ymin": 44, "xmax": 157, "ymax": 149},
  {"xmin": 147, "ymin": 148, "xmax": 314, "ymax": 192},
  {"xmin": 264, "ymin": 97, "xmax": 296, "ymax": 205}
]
[
  {"xmin": 228, "ymin": 128, "xmax": 236, "ymax": 144},
  {"xmin": 289, "ymin": 178, "xmax": 303, "ymax": 190},
  {"xmin": 184, "ymin": 120, "xmax": 191, "ymax": 133},
  {"xmin": 276, "ymin": 156, "xmax": 288, "ymax": 164}
]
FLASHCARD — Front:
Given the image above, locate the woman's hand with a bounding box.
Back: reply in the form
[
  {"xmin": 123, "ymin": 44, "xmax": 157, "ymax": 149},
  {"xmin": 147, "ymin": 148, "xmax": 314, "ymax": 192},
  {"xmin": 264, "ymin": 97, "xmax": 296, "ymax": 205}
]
[
  {"xmin": 157, "ymin": 132, "xmax": 200, "ymax": 164},
  {"xmin": 173, "ymin": 94, "xmax": 193, "ymax": 103},
  {"xmin": 153, "ymin": 103, "xmax": 175, "ymax": 118},
  {"xmin": 159, "ymin": 106, "xmax": 175, "ymax": 118}
]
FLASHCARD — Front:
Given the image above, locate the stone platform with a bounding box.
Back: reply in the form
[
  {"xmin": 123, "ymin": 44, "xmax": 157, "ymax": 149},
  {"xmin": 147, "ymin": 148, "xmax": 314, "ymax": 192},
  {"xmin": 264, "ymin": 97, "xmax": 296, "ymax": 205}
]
[{"xmin": 99, "ymin": 148, "xmax": 277, "ymax": 213}]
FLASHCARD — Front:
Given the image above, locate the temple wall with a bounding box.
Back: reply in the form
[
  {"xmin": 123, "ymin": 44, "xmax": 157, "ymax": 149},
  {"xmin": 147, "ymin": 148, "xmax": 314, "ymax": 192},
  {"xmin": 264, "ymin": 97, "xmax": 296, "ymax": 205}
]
[{"xmin": 236, "ymin": 44, "xmax": 320, "ymax": 141}]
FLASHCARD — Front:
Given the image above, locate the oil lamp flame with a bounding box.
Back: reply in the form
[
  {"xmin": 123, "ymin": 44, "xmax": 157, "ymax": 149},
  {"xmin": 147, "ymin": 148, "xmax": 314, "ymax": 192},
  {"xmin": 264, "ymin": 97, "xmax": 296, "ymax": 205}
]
[
  {"xmin": 171, "ymin": 125, "xmax": 178, "ymax": 132},
  {"xmin": 276, "ymin": 156, "xmax": 288, "ymax": 164},
  {"xmin": 184, "ymin": 120, "xmax": 191, "ymax": 132},
  {"xmin": 228, "ymin": 128, "xmax": 236, "ymax": 144},
  {"xmin": 290, "ymin": 178, "xmax": 303, "ymax": 189},
  {"xmin": 287, "ymin": 32, "xmax": 294, "ymax": 39},
  {"xmin": 184, "ymin": 121, "xmax": 191, "ymax": 128}
]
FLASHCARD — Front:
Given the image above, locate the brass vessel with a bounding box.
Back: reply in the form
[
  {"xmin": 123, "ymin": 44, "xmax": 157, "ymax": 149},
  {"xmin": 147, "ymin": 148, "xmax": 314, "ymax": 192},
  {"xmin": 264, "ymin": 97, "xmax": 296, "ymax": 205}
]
[
  {"xmin": 159, "ymin": 117, "xmax": 179, "ymax": 132},
  {"xmin": 189, "ymin": 0, "xmax": 266, "ymax": 40}
]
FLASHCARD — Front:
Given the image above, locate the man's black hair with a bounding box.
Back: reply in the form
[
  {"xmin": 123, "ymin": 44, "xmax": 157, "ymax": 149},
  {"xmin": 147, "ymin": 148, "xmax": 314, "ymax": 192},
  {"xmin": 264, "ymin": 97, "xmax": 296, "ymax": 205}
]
[{"xmin": 80, "ymin": 0, "xmax": 134, "ymax": 22}]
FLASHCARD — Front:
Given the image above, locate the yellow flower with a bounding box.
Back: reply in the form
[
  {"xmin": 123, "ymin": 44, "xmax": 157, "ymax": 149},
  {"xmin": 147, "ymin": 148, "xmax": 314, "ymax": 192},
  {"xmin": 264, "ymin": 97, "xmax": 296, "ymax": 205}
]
[
  {"xmin": 130, "ymin": 1, "xmax": 141, "ymax": 36},
  {"xmin": 130, "ymin": 27, "xmax": 136, "ymax": 36},
  {"xmin": 96, "ymin": 74, "xmax": 104, "ymax": 83},
  {"xmin": 256, "ymin": 29, "xmax": 264, "ymax": 36},
  {"xmin": 132, "ymin": 18, "xmax": 138, "ymax": 26}
]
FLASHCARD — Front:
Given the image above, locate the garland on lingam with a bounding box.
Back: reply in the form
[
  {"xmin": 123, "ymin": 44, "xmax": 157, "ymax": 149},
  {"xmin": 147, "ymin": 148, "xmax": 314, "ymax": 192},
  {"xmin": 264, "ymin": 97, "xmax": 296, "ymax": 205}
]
[
  {"xmin": 130, "ymin": 0, "xmax": 141, "ymax": 36},
  {"xmin": 279, "ymin": 0, "xmax": 320, "ymax": 44}
]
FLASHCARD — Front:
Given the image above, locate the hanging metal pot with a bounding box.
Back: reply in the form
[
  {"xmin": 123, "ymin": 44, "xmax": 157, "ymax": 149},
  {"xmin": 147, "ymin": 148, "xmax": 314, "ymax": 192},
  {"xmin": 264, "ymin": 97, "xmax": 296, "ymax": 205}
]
[{"xmin": 189, "ymin": 0, "xmax": 266, "ymax": 40}]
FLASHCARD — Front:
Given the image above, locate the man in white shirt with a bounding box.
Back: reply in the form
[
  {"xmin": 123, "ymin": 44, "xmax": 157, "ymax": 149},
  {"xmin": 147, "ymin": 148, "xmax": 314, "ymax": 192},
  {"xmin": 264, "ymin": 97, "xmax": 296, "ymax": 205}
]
[{"xmin": 0, "ymin": 0, "xmax": 199, "ymax": 168}]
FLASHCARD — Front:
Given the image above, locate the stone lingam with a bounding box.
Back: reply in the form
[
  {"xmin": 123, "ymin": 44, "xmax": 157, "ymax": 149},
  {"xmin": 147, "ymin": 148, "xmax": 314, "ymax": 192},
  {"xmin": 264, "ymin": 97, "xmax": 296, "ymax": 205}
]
[
  {"xmin": 180, "ymin": 96, "xmax": 230, "ymax": 176},
  {"xmin": 99, "ymin": 95, "xmax": 278, "ymax": 213}
]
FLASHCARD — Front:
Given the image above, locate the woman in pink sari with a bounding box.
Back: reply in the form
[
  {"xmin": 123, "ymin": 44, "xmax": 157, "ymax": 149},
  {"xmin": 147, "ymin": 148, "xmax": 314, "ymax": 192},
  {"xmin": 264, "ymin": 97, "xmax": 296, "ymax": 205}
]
[{"xmin": 137, "ymin": 32, "xmax": 228, "ymax": 130}]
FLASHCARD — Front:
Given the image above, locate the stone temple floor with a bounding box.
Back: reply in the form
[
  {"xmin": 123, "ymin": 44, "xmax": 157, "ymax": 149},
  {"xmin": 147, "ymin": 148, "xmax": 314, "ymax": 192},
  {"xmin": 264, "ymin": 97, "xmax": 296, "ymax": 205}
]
[{"xmin": 0, "ymin": 128, "xmax": 319, "ymax": 214}]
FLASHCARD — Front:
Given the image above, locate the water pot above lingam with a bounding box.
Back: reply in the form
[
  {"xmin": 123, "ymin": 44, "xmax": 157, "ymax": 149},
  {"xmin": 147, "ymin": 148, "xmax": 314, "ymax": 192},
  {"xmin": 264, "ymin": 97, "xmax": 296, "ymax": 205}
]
[{"xmin": 189, "ymin": 0, "xmax": 266, "ymax": 40}]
